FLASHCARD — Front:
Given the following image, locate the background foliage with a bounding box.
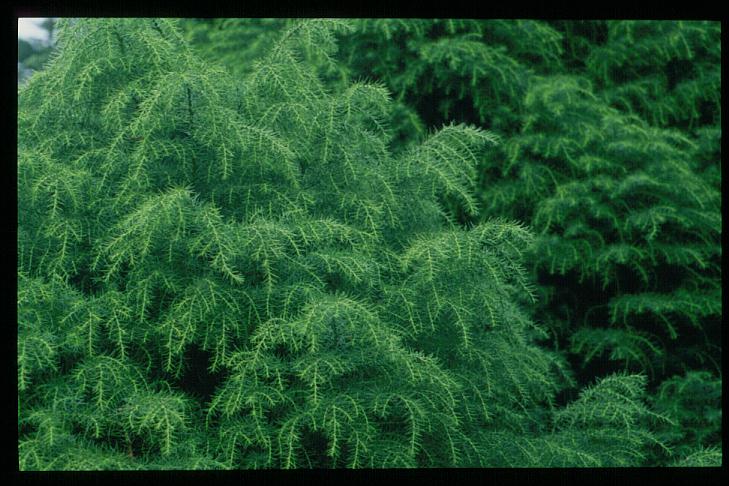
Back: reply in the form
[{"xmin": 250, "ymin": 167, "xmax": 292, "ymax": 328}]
[{"xmin": 18, "ymin": 18, "xmax": 720, "ymax": 469}]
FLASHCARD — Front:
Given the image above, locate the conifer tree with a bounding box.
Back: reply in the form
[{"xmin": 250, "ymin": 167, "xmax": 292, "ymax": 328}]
[
  {"xmin": 484, "ymin": 75, "xmax": 721, "ymax": 382},
  {"xmin": 574, "ymin": 21, "xmax": 720, "ymax": 131},
  {"xmin": 18, "ymin": 18, "xmax": 666, "ymax": 469},
  {"xmin": 338, "ymin": 20, "xmax": 564, "ymax": 133},
  {"xmin": 178, "ymin": 19, "xmax": 722, "ymax": 465}
]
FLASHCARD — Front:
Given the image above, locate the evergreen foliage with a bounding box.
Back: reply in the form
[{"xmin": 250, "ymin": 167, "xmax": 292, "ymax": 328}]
[
  {"xmin": 17, "ymin": 18, "xmax": 672, "ymax": 470},
  {"xmin": 17, "ymin": 19, "xmax": 722, "ymax": 470},
  {"xmin": 492, "ymin": 75, "xmax": 721, "ymax": 382},
  {"xmin": 176, "ymin": 18, "xmax": 722, "ymax": 466},
  {"xmin": 337, "ymin": 19, "xmax": 563, "ymax": 134},
  {"xmin": 577, "ymin": 21, "xmax": 721, "ymax": 131},
  {"xmin": 650, "ymin": 371, "xmax": 722, "ymax": 465},
  {"xmin": 180, "ymin": 19, "xmax": 286, "ymax": 78}
]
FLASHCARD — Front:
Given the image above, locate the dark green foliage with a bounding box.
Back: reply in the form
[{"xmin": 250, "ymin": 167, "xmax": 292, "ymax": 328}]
[
  {"xmin": 480, "ymin": 373, "xmax": 665, "ymax": 467},
  {"xmin": 18, "ymin": 18, "xmax": 672, "ymax": 469},
  {"xmin": 651, "ymin": 372, "xmax": 722, "ymax": 464},
  {"xmin": 581, "ymin": 21, "xmax": 721, "ymax": 130},
  {"xmin": 491, "ymin": 75, "xmax": 722, "ymax": 386},
  {"xmin": 670, "ymin": 447, "xmax": 723, "ymax": 467},
  {"xmin": 337, "ymin": 20, "xmax": 564, "ymax": 134}
]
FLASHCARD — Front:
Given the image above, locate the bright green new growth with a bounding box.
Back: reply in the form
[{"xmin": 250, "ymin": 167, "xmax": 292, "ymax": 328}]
[{"xmin": 18, "ymin": 18, "xmax": 667, "ymax": 469}]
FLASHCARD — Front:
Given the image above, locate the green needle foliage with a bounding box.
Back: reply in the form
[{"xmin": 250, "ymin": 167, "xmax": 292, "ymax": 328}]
[
  {"xmin": 178, "ymin": 19, "xmax": 721, "ymax": 466},
  {"xmin": 18, "ymin": 18, "xmax": 667, "ymax": 469},
  {"xmin": 578, "ymin": 21, "xmax": 721, "ymax": 131},
  {"xmin": 650, "ymin": 371, "xmax": 722, "ymax": 466},
  {"xmin": 180, "ymin": 18, "xmax": 428, "ymax": 150},
  {"xmin": 180, "ymin": 18, "xmax": 287, "ymax": 79},
  {"xmin": 490, "ymin": 75, "xmax": 722, "ymax": 382},
  {"xmin": 337, "ymin": 19, "xmax": 564, "ymax": 134}
]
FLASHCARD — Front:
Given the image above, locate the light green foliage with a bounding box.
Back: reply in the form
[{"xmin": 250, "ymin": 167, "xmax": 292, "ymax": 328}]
[{"xmin": 18, "ymin": 18, "xmax": 668, "ymax": 469}]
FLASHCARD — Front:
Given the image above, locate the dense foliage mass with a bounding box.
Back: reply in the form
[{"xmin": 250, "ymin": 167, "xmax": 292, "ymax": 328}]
[
  {"xmin": 179, "ymin": 18, "xmax": 723, "ymax": 466},
  {"xmin": 17, "ymin": 18, "xmax": 720, "ymax": 469}
]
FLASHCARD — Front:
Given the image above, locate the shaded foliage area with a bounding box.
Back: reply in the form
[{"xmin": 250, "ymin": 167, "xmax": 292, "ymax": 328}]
[{"xmin": 18, "ymin": 19, "xmax": 672, "ymax": 469}]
